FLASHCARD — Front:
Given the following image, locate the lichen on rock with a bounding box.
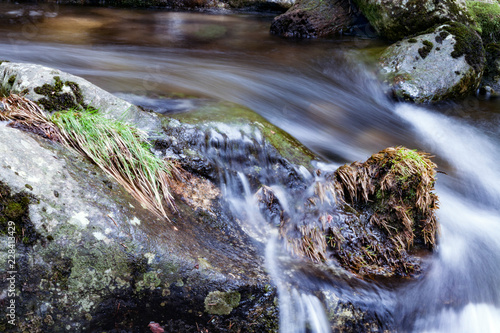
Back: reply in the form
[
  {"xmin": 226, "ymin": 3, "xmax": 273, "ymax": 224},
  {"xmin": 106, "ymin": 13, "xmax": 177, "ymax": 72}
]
[{"xmin": 204, "ymin": 290, "xmax": 241, "ymax": 315}]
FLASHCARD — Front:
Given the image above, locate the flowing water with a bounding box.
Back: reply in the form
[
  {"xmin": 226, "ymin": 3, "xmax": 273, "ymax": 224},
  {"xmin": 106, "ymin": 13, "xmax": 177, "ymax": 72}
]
[{"xmin": 2, "ymin": 4, "xmax": 500, "ymax": 332}]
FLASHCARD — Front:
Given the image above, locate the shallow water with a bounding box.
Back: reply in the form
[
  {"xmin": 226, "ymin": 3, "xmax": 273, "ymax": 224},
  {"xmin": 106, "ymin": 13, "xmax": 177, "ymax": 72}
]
[{"xmin": 2, "ymin": 3, "xmax": 500, "ymax": 332}]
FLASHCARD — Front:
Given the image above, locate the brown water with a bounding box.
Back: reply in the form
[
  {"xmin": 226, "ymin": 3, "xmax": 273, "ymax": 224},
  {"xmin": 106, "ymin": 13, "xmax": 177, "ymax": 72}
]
[{"xmin": 2, "ymin": 3, "xmax": 500, "ymax": 332}]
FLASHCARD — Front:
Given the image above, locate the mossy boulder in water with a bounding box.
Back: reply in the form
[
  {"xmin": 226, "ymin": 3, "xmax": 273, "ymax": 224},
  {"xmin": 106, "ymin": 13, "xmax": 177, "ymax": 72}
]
[
  {"xmin": 352, "ymin": 0, "xmax": 472, "ymax": 40},
  {"xmin": 379, "ymin": 23, "xmax": 485, "ymax": 103},
  {"xmin": 327, "ymin": 147, "xmax": 439, "ymax": 276},
  {"xmin": 268, "ymin": 147, "xmax": 439, "ymax": 278},
  {"xmin": 270, "ymin": 0, "xmax": 356, "ymax": 38}
]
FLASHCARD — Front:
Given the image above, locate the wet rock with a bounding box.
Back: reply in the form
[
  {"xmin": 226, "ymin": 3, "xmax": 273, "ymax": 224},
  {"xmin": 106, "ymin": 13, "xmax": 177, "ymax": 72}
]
[
  {"xmin": 0, "ymin": 122, "xmax": 277, "ymax": 332},
  {"xmin": 379, "ymin": 23, "xmax": 485, "ymax": 103},
  {"xmin": 352, "ymin": 0, "xmax": 472, "ymax": 40},
  {"xmin": 158, "ymin": 101, "xmax": 316, "ymax": 189},
  {"xmin": 270, "ymin": 0, "xmax": 356, "ymax": 38},
  {"xmin": 261, "ymin": 147, "xmax": 439, "ymax": 278},
  {"xmin": 480, "ymin": 43, "xmax": 500, "ymax": 97}
]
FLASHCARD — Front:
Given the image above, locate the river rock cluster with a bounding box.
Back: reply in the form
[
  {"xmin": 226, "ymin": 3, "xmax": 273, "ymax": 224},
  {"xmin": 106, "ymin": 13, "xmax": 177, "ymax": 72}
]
[{"xmin": 272, "ymin": 0, "xmax": 500, "ymax": 102}]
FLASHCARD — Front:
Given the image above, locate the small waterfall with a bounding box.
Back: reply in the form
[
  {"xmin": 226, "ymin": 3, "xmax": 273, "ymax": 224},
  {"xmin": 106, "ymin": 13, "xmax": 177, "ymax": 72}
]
[{"xmin": 266, "ymin": 233, "xmax": 331, "ymax": 333}]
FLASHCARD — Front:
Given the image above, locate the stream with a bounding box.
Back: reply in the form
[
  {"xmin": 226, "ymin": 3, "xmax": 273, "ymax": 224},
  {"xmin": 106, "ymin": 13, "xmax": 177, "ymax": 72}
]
[{"xmin": 1, "ymin": 3, "xmax": 500, "ymax": 332}]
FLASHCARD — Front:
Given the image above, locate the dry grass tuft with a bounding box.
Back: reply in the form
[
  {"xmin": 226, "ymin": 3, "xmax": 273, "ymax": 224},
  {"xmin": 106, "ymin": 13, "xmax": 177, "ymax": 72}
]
[
  {"xmin": 0, "ymin": 94, "xmax": 61, "ymax": 141},
  {"xmin": 1, "ymin": 94, "xmax": 177, "ymax": 220},
  {"xmin": 328, "ymin": 146, "xmax": 439, "ymax": 276}
]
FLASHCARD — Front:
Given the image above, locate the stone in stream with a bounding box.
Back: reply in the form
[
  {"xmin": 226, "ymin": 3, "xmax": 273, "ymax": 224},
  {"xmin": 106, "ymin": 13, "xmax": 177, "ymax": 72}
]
[
  {"xmin": 378, "ymin": 22, "xmax": 485, "ymax": 103},
  {"xmin": 260, "ymin": 147, "xmax": 439, "ymax": 278}
]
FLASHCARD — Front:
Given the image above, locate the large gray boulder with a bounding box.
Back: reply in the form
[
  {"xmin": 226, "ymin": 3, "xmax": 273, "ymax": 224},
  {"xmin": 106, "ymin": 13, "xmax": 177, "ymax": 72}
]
[
  {"xmin": 352, "ymin": 0, "xmax": 472, "ymax": 40},
  {"xmin": 379, "ymin": 23, "xmax": 485, "ymax": 103}
]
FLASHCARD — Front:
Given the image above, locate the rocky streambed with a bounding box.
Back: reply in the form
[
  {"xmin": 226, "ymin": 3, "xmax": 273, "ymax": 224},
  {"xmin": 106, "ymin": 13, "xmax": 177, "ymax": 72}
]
[{"xmin": 0, "ymin": 60, "xmax": 443, "ymax": 332}]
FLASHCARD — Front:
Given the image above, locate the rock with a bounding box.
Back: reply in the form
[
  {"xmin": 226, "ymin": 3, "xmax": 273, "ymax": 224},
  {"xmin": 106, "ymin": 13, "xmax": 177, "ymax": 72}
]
[
  {"xmin": 270, "ymin": 0, "xmax": 356, "ymax": 38},
  {"xmin": 0, "ymin": 64, "xmax": 284, "ymax": 331},
  {"xmin": 261, "ymin": 147, "xmax": 439, "ymax": 278},
  {"xmin": 379, "ymin": 22, "xmax": 485, "ymax": 103},
  {"xmin": 157, "ymin": 101, "xmax": 317, "ymax": 188},
  {"xmin": 0, "ymin": 120, "xmax": 278, "ymax": 332},
  {"xmin": 467, "ymin": 0, "xmax": 500, "ymax": 44},
  {"xmin": 352, "ymin": 0, "xmax": 472, "ymax": 40},
  {"xmin": 0, "ymin": 62, "xmax": 159, "ymax": 132}
]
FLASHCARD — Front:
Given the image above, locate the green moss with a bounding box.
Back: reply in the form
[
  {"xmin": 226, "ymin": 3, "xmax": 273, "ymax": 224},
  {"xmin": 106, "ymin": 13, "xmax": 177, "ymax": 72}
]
[
  {"xmin": 442, "ymin": 22, "xmax": 485, "ymax": 72},
  {"xmin": 0, "ymin": 181, "xmax": 40, "ymax": 246},
  {"xmin": 418, "ymin": 40, "xmax": 434, "ymax": 59},
  {"xmin": 408, "ymin": 38, "xmax": 418, "ymax": 43},
  {"xmin": 204, "ymin": 290, "xmax": 241, "ymax": 315},
  {"xmin": 353, "ymin": 0, "xmax": 471, "ymax": 40},
  {"xmin": 168, "ymin": 102, "xmax": 315, "ymax": 168},
  {"xmin": 467, "ymin": 1, "xmax": 500, "ymax": 44},
  {"xmin": 34, "ymin": 76, "xmax": 89, "ymax": 112}
]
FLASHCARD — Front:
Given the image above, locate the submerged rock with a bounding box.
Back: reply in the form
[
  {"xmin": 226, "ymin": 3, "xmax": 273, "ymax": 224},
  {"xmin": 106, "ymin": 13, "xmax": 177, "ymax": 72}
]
[
  {"xmin": 379, "ymin": 23, "xmax": 485, "ymax": 103},
  {"xmin": 157, "ymin": 101, "xmax": 316, "ymax": 188},
  {"xmin": 270, "ymin": 0, "xmax": 356, "ymax": 38},
  {"xmin": 352, "ymin": 0, "xmax": 472, "ymax": 40}
]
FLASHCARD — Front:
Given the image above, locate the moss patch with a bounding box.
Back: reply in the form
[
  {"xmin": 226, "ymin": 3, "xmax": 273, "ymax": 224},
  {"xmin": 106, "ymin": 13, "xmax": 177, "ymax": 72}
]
[
  {"xmin": 442, "ymin": 21, "xmax": 485, "ymax": 72},
  {"xmin": 467, "ymin": 0, "xmax": 500, "ymax": 44},
  {"xmin": 418, "ymin": 40, "xmax": 434, "ymax": 59},
  {"xmin": 0, "ymin": 181, "xmax": 41, "ymax": 246},
  {"xmin": 34, "ymin": 76, "xmax": 90, "ymax": 111}
]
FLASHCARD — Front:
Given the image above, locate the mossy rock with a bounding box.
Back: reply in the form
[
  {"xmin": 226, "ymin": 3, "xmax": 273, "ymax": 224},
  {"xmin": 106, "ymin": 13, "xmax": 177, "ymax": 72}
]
[
  {"xmin": 479, "ymin": 42, "xmax": 500, "ymax": 95},
  {"xmin": 273, "ymin": 147, "xmax": 439, "ymax": 278},
  {"xmin": 379, "ymin": 22, "xmax": 485, "ymax": 103},
  {"xmin": 467, "ymin": 0, "xmax": 500, "ymax": 44},
  {"xmin": 169, "ymin": 102, "xmax": 315, "ymax": 168},
  {"xmin": 352, "ymin": 0, "xmax": 472, "ymax": 40}
]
